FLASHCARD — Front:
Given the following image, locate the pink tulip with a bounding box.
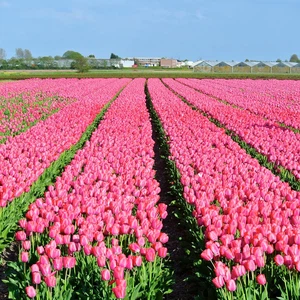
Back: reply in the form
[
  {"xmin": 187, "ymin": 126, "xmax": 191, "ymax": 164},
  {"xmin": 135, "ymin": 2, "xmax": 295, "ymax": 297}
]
[
  {"xmin": 21, "ymin": 252, "xmax": 29, "ymax": 263},
  {"xmin": 30, "ymin": 264, "xmax": 39, "ymax": 273},
  {"xmin": 32, "ymin": 272, "xmax": 41, "ymax": 285},
  {"xmin": 101, "ymin": 269, "xmax": 111, "ymax": 281},
  {"xmin": 133, "ymin": 256, "xmax": 142, "ymax": 267},
  {"xmin": 22, "ymin": 240, "xmax": 31, "ymax": 250},
  {"xmin": 212, "ymin": 276, "xmax": 225, "ymax": 288},
  {"xmin": 97, "ymin": 256, "xmax": 106, "ymax": 268},
  {"xmin": 44, "ymin": 275, "xmax": 56, "ymax": 288},
  {"xmin": 145, "ymin": 248, "xmax": 156, "ymax": 262},
  {"xmin": 274, "ymin": 254, "xmax": 284, "ymax": 266},
  {"xmin": 25, "ymin": 286, "xmax": 36, "ymax": 298},
  {"xmin": 63, "ymin": 256, "xmax": 76, "ymax": 269},
  {"xmin": 112, "ymin": 282, "xmax": 126, "ymax": 299},
  {"xmin": 53, "ymin": 257, "xmax": 63, "ymax": 271},
  {"xmin": 256, "ymin": 274, "xmax": 267, "ymax": 285},
  {"xmin": 201, "ymin": 249, "xmax": 214, "ymax": 261},
  {"xmin": 158, "ymin": 247, "xmax": 167, "ymax": 258},
  {"xmin": 226, "ymin": 279, "xmax": 237, "ymax": 292},
  {"xmin": 15, "ymin": 231, "xmax": 26, "ymax": 241}
]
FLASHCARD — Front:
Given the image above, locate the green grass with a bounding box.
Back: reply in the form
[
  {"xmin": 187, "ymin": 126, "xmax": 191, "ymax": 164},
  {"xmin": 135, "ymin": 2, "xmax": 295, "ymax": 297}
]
[{"xmin": 1, "ymin": 69, "xmax": 300, "ymax": 80}]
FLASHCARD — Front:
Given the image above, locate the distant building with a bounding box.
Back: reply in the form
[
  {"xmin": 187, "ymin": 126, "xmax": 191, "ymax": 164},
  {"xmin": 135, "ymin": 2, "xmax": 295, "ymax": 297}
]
[
  {"xmin": 121, "ymin": 59, "xmax": 135, "ymax": 68},
  {"xmin": 126, "ymin": 57, "xmax": 161, "ymax": 67},
  {"xmin": 160, "ymin": 58, "xmax": 178, "ymax": 68}
]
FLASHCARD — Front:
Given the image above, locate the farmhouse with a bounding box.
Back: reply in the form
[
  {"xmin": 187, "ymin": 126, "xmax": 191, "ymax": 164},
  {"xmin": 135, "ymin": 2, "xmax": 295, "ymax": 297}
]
[{"xmin": 160, "ymin": 58, "xmax": 178, "ymax": 68}]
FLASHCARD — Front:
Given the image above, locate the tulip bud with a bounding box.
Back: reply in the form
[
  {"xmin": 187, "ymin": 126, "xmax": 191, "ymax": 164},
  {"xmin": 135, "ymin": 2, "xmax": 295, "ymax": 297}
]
[
  {"xmin": 158, "ymin": 247, "xmax": 167, "ymax": 258},
  {"xmin": 22, "ymin": 240, "xmax": 31, "ymax": 251},
  {"xmin": 212, "ymin": 276, "xmax": 225, "ymax": 288},
  {"xmin": 44, "ymin": 275, "xmax": 56, "ymax": 288},
  {"xmin": 53, "ymin": 257, "xmax": 63, "ymax": 271},
  {"xmin": 201, "ymin": 249, "xmax": 214, "ymax": 261},
  {"xmin": 226, "ymin": 279, "xmax": 237, "ymax": 292},
  {"xmin": 32, "ymin": 272, "xmax": 41, "ymax": 285},
  {"xmin": 101, "ymin": 269, "xmax": 110, "ymax": 281},
  {"xmin": 256, "ymin": 274, "xmax": 267, "ymax": 285},
  {"xmin": 97, "ymin": 255, "xmax": 106, "ymax": 267},
  {"xmin": 63, "ymin": 256, "xmax": 76, "ymax": 269},
  {"xmin": 21, "ymin": 251, "xmax": 29, "ymax": 263},
  {"xmin": 25, "ymin": 286, "xmax": 36, "ymax": 298},
  {"xmin": 113, "ymin": 266, "xmax": 124, "ymax": 280},
  {"xmin": 30, "ymin": 264, "xmax": 39, "ymax": 273},
  {"xmin": 274, "ymin": 254, "xmax": 284, "ymax": 266},
  {"xmin": 112, "ymin": 284, "xmax": 126, "ymax": 299},
  {"xmin": 145, "ymin": 248, "xmax": 155, "ymax": 262},
  {"xmin": 15, "ymin": 231, "xmax": 27, "ymax": 241},
  {"xmin": 133, "ymin": 256, "xmax": 142, "ymax": 267}
]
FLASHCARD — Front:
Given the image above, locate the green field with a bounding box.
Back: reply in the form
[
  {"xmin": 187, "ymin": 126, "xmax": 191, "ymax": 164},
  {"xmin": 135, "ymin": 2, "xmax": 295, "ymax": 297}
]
[{"xmin": 1, "ymin": 68, "xmax": 300, "ymax": 80}]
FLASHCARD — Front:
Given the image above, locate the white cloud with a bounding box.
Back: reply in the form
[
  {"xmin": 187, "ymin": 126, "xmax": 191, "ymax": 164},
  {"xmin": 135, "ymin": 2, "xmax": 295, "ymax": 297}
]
[
  {"xmin": 53, "ymin": 9, "xmax": 95, "ymax": 23},
  {"xmin": 137, "ymin": 7, "xmax": 206, "ymax": 24},
  {"xmin": 24, "ymin": 8, "xmax": 95, "ymax": 24}
]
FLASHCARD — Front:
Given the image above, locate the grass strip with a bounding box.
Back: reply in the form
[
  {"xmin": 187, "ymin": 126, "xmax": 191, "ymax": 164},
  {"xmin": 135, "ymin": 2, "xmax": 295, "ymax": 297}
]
[{"xmin": 1, "ymin": 71, "xmax": 300, "ymax": 80}]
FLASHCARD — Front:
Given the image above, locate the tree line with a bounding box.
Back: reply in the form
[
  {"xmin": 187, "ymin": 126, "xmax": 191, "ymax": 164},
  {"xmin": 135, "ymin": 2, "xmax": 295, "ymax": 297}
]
[{"xmin": 0, "ymin": 48, "xmax": 122, "ymax": 72}]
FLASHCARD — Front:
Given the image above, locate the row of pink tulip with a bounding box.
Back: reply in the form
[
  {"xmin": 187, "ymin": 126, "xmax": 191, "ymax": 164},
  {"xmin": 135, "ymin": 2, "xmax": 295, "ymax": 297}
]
[
  {"xmin": 0, "ymin": 79, "xmax": 120, "ymax": 137},
  {"xmin": 148, "ymin": 78, "xmax": 300, "ymax": 293},
  {"xmin": 15, "ymin": 78, "xmax": 168, "ymax": 299},
  {"xmin": 177, "ymin": 78, "xmax": 300, "ymax": 129},
  {"xmin": 163, "ymin": 78, "xmax": 300, "ymax": 180},
  {"xmin": 0, "ymin": 93, "xmax": 76, "ymax": 137},
  {"xmin": 0, "ymin": 78, "xmax": 74, "ymax": 99},
  {"xmin": 0, "ymin": 78, "xmax": 130, "ymax": 208},
  {"xmin": 199, "ymin": 78, "xmax": 300, "ymax": 112},
  {"xmin": 213, "ymin": 78, "xmax": 300, "ymax": 110}
]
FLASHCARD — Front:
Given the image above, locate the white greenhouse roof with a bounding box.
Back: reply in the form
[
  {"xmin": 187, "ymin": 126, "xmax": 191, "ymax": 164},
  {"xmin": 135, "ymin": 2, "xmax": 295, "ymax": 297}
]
[{"xmin": 193, "ymin": 60, "xmax": 300, "ymax": 69}]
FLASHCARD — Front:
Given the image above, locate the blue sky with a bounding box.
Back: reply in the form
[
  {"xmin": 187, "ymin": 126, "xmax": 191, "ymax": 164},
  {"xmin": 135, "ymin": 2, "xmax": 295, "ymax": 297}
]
[{"xmin": 0, "ymin": 0, "xmax": 299, "ymax": 61}]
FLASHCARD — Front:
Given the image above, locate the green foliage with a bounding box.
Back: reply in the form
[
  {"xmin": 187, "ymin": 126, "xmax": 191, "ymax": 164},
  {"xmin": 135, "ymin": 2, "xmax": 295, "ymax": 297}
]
[
  {"xmin": 62, "ymin": 50, "xmax": 84, "ymax": 60},
  {"xmin": 289, "ymin": 54, "xmax": 299, "ymax": 62},
  {"xmin": 110, "ymin": 53, "xmax": 121, "ymax": 59},
  {"xmin": 73, "ymin": 56, "xmax": 90, "ymax": 73}
]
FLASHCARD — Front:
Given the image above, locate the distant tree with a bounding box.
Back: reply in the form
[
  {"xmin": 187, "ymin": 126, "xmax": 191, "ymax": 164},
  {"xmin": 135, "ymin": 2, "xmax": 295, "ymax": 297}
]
[
  {"xmin": 16, "ymin": 48, "xmax": 24, "ymax": 59},
  {"xmin": 276, "ymin": 58, "xmax": 282, "ymax": 62},
  {"xmin": 24, "ymin": 49, "xmax": 33, "ymax": 60},
  {"xmin": 88, "ymin": 54, "xmax": 95, "ymax": 58},
  {"xmin": 110, "ymin": 53, "xmax": 120, "ymax": 59},
  {"xmin": 0, "ymin": 48, "xmax": 6, "ymax": 60},
  {"xmin": 37, "ymin": 56, "xmax": 55, "ymax": 69},
  {"xmin": 290, "ymin": 54, "xmax": 299, "ymax": 62},
  {"xmin": 73, "ymin": 56, "xmax": 90, "ymax": 73},
  {"xmin": 54, "ymin": 55, "xmax": 62, "ymax": 60},
  {"xmin": 245, "ymin": 59, "xmax": 249, "ymax": 62},
  {"xmin": 62, "ymin": 50, "xmax": 84, "ymax": 60}
]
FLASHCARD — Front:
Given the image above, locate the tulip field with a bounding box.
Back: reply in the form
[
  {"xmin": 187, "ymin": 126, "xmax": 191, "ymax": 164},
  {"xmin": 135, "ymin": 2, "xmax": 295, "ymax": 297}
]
[{"xmin": 0, "ymin": 78, "xmax": 300, "ymax": 299}]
